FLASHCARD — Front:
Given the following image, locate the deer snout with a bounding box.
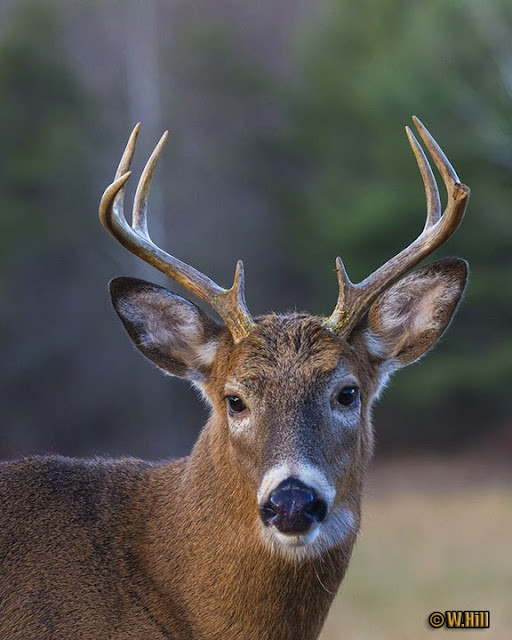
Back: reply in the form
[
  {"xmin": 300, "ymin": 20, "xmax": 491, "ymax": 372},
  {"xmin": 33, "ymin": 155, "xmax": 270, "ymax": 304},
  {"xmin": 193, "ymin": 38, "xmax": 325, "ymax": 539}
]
[{"xmin": 259, "ymin": 478, "xmax": 328, "ymax": 534}]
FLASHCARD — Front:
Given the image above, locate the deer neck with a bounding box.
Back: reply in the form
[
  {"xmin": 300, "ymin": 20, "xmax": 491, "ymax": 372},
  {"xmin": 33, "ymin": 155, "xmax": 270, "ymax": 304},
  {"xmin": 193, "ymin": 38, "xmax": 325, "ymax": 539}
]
[{"xmin": 140, "ymin": 421, "xmax": 357, "ymax": 640}]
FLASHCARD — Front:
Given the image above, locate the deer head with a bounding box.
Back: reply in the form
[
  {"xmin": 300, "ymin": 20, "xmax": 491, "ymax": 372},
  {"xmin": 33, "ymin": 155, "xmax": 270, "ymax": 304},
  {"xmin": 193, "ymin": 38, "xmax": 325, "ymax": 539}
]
[{"xmin": 99, "ymin": 118, "xmax": 469, "ymax": 562}]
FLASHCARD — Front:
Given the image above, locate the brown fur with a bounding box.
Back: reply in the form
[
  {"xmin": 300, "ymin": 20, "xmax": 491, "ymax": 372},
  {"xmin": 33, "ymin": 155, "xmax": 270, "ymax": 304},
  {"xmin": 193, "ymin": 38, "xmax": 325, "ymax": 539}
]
[{"xmin": 0, "ymin": 259, "xmax": 467, "ymax": 639}]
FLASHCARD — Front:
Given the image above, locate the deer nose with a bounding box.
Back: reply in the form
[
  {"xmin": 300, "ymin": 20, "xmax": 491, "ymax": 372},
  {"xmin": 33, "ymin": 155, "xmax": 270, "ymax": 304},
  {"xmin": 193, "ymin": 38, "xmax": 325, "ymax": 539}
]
[{"xmin": 259, "ymin": 478, "xmax": 328, "ymax": 534}]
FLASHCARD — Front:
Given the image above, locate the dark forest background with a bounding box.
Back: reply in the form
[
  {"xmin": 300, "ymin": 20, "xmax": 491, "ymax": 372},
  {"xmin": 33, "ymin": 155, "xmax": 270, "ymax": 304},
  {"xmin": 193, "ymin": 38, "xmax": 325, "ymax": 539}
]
[{"xmin": 0, "ymin": 0, "xmax": 511, "ymax": 461}]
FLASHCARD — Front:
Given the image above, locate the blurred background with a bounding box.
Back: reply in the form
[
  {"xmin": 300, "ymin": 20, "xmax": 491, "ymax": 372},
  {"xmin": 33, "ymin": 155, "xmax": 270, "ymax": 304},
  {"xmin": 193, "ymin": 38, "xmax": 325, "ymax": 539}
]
[{"xmin": 0, "ymin": 0, "xmax": 510, "ymax": 637}]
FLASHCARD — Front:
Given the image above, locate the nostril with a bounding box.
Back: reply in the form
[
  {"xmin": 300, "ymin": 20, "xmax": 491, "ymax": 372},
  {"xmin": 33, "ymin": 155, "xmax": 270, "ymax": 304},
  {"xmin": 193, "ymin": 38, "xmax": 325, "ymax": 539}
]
[
  {"xmin": 259, "ymin": 503, "xmax": 279, "ymax": 524},
  {"xmin": 305, "ymin": 497, "xmax": 327, "ymax": 523}
]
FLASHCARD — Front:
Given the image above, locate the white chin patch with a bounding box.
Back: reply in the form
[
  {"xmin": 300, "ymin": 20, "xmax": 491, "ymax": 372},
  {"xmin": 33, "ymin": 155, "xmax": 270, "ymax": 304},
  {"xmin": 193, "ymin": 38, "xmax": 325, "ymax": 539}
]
[
  {"xmin": 258, "ymin": 504, "xmax": 355, "ymax": 562},
  {"xmin": 257, "ymin": 463, "xmax": 356, "ymax": 561}
]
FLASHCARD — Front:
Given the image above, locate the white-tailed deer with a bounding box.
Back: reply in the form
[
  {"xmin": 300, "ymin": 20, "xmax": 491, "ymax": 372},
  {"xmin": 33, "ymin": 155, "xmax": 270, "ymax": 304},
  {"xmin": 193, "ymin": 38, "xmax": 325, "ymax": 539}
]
[{"xmin": 0, "ymin": 117, "xmax": 469, "ymax": 639}]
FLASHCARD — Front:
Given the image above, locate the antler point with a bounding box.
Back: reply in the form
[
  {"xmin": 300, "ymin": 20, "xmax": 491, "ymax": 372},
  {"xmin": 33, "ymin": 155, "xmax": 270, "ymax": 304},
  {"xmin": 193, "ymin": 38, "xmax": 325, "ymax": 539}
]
[
  {"xmin": 113, "ymin": 171, "xmax": 132, "ymax": 191},
  {"xmin": 233, "ymin": 260, "xmax": 245, "ymax": 289},
  {"xmin": 129, "ymin": 123, "xmax": 141, "ymax": 142}
]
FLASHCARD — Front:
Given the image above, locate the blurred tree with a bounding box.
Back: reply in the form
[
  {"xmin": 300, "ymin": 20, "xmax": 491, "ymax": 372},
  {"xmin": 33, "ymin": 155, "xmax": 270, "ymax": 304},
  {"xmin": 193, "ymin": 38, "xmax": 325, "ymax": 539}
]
[
  {"xmin": 263, "ymin": 0, "xmax": 512, "ymax": 450},
  {"xmin": 0, "ymin": 1, "xmax": 108, "ymax": 457},
  {"xmin": 0, "ymin": 1, "xmax": 98, "ymax": 267}
]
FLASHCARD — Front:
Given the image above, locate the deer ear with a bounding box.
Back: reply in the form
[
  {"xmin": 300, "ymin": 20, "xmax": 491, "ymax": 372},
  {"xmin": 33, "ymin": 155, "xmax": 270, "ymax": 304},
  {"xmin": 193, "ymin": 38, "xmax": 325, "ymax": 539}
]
[
  {"xmin": 363, "ymin": 258, "xmax": 468, "ymax": 373},
  {"xmin": 109, "ymin": 277, "xmax": 223, "ymax": 381}
]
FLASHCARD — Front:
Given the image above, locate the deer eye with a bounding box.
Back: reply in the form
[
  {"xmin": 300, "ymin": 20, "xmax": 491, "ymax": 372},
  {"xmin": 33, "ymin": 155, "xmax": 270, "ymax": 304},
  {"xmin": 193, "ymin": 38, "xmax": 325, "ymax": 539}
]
[
  {"xmin": 336, "ymin": 386, "xmax": 359, "ymax": 408},
  {"xmin": 226, "ymin": 396, "xmax": 247, "ymax": 415}
]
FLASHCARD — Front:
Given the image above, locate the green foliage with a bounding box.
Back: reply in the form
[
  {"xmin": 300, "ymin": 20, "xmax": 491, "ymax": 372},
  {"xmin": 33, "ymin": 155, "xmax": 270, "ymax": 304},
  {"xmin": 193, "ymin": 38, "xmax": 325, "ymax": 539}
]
[
  {"xmin": 265, "ymin": 0, "xmax": 512, "ymax": 445},
  {"xmin": 0, "ymin": 1, "xmax": 96, "ymax": 265},
  {"xmin": 182, "ymin": 25, "xmax": 269, "ymax": 97}
]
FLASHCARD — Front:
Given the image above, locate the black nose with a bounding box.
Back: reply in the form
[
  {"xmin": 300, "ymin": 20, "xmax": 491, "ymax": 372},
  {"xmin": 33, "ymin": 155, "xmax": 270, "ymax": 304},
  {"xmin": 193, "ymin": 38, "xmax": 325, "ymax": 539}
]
[{"xmin": 259, "ymin": 477, "xmax": 328, "ymax": 534}]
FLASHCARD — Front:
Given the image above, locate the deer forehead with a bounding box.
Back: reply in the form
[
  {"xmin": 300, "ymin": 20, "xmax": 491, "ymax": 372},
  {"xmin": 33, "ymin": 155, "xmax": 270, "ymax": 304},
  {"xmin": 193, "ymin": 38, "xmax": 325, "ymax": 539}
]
[{"xmin": 219, "ymin": 314, "xmax": 363, "ymax": 395}]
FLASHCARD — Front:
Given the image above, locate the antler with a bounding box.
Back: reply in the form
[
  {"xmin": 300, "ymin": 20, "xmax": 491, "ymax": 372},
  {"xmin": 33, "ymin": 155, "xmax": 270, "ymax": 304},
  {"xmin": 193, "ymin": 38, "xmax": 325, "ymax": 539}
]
[
  {"xmin": 323, "ymin": 116, "xmax": 470, "ymax": 336},
  {"xmin": 99, "ymin": 124, "xmax": 255, "ymax": 343}
]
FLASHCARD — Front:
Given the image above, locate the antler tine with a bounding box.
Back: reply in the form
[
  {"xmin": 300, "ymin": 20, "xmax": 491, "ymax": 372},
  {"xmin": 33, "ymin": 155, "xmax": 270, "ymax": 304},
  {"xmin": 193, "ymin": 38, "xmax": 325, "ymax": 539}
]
[
  {"xmin": 109, "ymin": 123, "xmax": 140, "ymax": 225},
  {"xmin": 324, "ymin": 117, "xmax": 470, "ymax": 336},
  {"xmin": 132, "ymin": 130, "xmax": 168, "ymax": 239},
  {"xmin": 325, "ymin": 257, "xmax": 355, "ymax": 332},
  {"xmin": 412, "ymin": 115, "xmax": 460, "ymax": 187},
  {"xmin": 115, "ymin": 122, "xmax": 140, "ymax": 179},
  {"xmin": 406, "ymin": 126, "xmax": 441, "ymax": 228},
  {"xmin": 99, "ymin": 126, "xmax": 255, "ymax": 343}
]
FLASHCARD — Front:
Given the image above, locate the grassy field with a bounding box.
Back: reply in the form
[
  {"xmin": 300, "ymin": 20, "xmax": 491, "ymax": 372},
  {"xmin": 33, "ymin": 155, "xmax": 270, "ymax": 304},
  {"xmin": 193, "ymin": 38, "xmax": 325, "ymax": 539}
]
[{"xmin": 320, "ymin": 459, "xmax": 512, "ymax": 640}]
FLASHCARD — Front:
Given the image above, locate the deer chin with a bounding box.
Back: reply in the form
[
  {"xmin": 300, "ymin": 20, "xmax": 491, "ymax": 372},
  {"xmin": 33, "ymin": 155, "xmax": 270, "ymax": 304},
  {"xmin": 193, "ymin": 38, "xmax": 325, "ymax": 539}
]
[{"xmin": 258, "ymin": 504, "xmax": 356, "ymax": 562}]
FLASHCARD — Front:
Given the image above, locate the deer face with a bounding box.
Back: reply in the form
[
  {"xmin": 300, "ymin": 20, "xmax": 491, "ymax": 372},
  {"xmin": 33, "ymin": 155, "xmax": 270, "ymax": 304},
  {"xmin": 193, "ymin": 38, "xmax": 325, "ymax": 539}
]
[
  {"xmin": 103, "ymin": 118, "xmax": 469, "ymax": 561},
  {"xmin": 110, "ymin": 256, "xmax": 466, "ymax": 560},
  {"xmin": 209, "ymin": 315, "xmax": 374, "ymax": 559}
]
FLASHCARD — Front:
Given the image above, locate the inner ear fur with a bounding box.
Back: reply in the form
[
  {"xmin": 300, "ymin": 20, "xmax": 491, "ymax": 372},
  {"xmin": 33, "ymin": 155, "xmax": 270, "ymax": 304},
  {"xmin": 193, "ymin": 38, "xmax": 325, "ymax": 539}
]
[
  {"xmin": 364, "ymin": 258, "xmax": 468, "ymax": 368},
  {"xmin": 109, "ymin": 277, "xmax": 224, "ymax": 380}
]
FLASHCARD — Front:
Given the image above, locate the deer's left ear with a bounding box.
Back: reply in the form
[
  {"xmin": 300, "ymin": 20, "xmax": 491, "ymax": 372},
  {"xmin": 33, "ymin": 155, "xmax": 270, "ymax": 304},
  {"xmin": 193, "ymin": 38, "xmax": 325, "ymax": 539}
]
[{"xmin": 363, "ymin": 258, "xmax": 468, "ymax": 371}]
